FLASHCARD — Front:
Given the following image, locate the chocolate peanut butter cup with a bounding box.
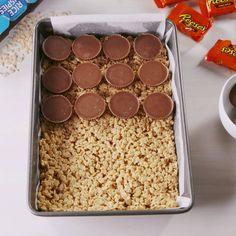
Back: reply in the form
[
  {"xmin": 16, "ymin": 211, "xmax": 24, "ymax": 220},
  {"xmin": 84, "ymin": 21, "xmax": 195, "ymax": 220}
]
[
  {"xmin": 72, "ymin": 35, "xmax": 101, "ymax": 60},
  {"xmin": 103, "ymin": 34, "xmax": 131, "ymax": 60},
  {"xmin": 229, "ymin": 84, "xmax": 236, "ymax": 107},
  {"xmin": 143, "ymin": 93, "xmax": 174, "ymax": 120},
  {"xmin": 72, "ymin": 63, "xmax": 102, "ymax": 89},
  {"xmin": 42, "ymin": 66, "xmax": 72, "ymax": 94},
  {"xmin": 109, "ymin": 92, "xmax": 139, "ymax": 118},
  {"xmin": 105, "ymin": 63, "xmax": 135, "ymax": 88},
  {"xmin": 138, "ymin": 61, "xmax": 169, "ymax": 87},
  {"xmin": 41, "ymin": 95, "xmax": 73, "ymax": 123},
  {"xmin": 42, "ymin": 36, "xmax": 71, "ymax": 61},
  {"xmin": 74, "ymin": 93, "xmax": 106, "ymax": 120},
  {"xmin": 134, "ymin": 33, "xmax": 162, "ymax": 60}
]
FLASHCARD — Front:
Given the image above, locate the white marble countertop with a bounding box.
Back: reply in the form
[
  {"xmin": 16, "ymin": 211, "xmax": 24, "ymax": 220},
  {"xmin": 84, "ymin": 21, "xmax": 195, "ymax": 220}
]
[{"xmin": 0, "ymin": 0, "xmax": 236, "ymax": 235}]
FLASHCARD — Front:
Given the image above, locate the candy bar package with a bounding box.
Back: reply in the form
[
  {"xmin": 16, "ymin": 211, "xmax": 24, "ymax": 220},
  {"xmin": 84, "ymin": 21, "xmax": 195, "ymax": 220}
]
[
  {"xmin": 0, "ymin": 0, "xmax": 42, "ymax": 41},
  {"xmin": 154, "ymin": 0, "xmax": 185, "ymax": 8},
  {"xmin": 206, "ymin": 39, "xmax": 236, "ymax": 71},
  {"xmin": 167, "ymin": 3, "xmax": 213, "ymax": 41},
  {"xmin": 199, "ymin": 0, "xmax": 236, "ymax": 18}
]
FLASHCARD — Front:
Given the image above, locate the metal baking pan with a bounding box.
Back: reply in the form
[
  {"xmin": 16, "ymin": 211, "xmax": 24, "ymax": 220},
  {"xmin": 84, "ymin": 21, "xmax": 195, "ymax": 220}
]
[{"xmin": 28, "ymin": 17, "xmax": 194, "ymax": 216}]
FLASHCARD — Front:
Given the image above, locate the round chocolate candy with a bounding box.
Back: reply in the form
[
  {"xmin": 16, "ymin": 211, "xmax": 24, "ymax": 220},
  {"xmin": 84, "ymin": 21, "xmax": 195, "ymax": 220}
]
[
  {"xmin": 42, "ymin": 66, "xmax": 72, "ymax": 93},
  {"xmin": 134, "ymin": 33, "xmax": 162, "ymax": 60},
  {"xmin": 41, "ymin": 95, "xmax": 72, "ymax": 123},
  {"xmin": 138, "ymin": 61, "xmax": 169, "ymax": 87},
  {"xmin": 143, "ymin": 93, "xmax": 174, "ymax": 119},
  {"xmin": 103, "ymin": 34, "xmax": 131, "ymax": 60},
  {"xmin": 109, "ymin": 91, "xmax": 139, "ymax": 118},
  {"xmin": 42, "ymin": 35, "xmax": 71, "ymax": 61},
  {"xmin": 72, "ymin": 63, "xmax": 102, "ymax": 89},
  {"xmin": 229, "ymin": 84, "xmax": 236, "ymax": 107},
  {"xmin": 74, "ymin": 93, "xmax": 106, "ymax": 120},
  {"xmin": 72, "ymin": 35, "xmax": 101, "ymax": 60},
  {"xmin": 105, "ymin": 63, "xmax": 135, "ymax": 88}
]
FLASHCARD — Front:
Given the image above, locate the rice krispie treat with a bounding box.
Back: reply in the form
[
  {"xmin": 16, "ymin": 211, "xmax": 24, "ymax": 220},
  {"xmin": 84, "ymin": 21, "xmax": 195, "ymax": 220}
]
[{"xmin": 37, "ymin": 35, "xmax": 179, "ymax": 211}]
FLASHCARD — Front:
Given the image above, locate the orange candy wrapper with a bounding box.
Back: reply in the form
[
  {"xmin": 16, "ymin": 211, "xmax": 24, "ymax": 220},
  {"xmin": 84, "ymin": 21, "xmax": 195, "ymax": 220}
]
[
  {"xmin": 154, "ymin": 0, "xmax": 185, "ymax": 8},
  {"xmin": 199, "ymin": 0, "xmax": 236, "ymax": 17},
  {"xmin": 167, "ymin": 3, "xmax": 213, "ymax": 42},
  {"xmin": 206, "ymin": 40, "xmax": 236, "ymax": 71}
]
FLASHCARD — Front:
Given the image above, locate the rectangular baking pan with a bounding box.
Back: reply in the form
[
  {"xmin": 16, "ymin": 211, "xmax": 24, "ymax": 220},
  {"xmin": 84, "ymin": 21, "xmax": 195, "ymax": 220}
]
[{"xmin": 28, "ymin": 17, "xmax": 194, "ymax": 216}]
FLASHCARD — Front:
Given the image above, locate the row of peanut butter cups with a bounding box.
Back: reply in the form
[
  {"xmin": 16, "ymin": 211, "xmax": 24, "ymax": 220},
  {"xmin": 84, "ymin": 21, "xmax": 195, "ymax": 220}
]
[
  {"xmin": 42, "ymin": 60, "xmax": 169, "ymax": 94},
  {"xmin": 41, "ymin": 92, "xmax": 174, "ymax": 123},
  {"xmin": 42, "ymin": 33, "xmax": 163, "ymax": 62}
]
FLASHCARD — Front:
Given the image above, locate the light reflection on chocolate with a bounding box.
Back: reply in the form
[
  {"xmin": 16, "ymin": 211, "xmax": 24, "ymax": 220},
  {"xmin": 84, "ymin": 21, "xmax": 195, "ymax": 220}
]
[
  {"xmin": 72, "ymin": 35, "xmax": 101, "ymax": 60},
  {"xmin": 103, "ymin": 34, "xmax": 131, "ymax": 60},
  {"xmin": 134, "ymin": 33, "xmax": 162, "ymax": 60},
  {"xmin": 143, "ymin": 93, "xmax": 174, "ymax": 119},
  {"xmin": 41, "ymin": 95, "xmax": 72, "ymax": 123},
  {"xmin": 138, "ymin": 61, "xmax": 169, "ymax": 87},
  {"xmin": 105, "ymin": 63, "xmax": 134, "ymax": 88},
  {"xmin": 42, "ymin": 66, "xmax": 72, "ymax": 94},
  {"xmin": 72, "ymin": 63, "xmax": 102, "ymax": 89},
  {"xmin": 109, "ymin": 91, "xmax": 139, "ymax": 118},
  {"xmin": 42, "ymin": 36, "xmax": 71, "ymax": 61},
  {"xmin": 74, "ymin": 93, "xmax": 106, "ymax": 120}
]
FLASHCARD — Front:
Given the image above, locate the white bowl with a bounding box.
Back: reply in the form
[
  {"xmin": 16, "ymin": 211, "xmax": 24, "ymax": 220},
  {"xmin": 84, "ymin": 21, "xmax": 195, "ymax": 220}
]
[{"xmin": 219, "ymin": 74, "xmax": 236, "ymax": 139}]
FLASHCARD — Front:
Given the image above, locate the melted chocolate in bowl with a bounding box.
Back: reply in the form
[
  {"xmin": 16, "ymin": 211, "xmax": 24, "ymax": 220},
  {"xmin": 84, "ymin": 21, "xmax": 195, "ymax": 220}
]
[
  {"xmin": 229, "ymin": 84, "xmax": 236, "ymax": 107},
  {"xmin": 72, "ymin": 63, "xmax": 102, "ymax": 89},
  {"xmin": 109, "ymin": 91, "xmax": 139, "ymax": 118},
  {"xmin": 103, "ymin": 34, "xmax": 131, "ymax": 60},
  {"xmin": 41, "ymin": 95, "xmax": 73, "ymax": 123},
  {"xmin": 105, "ymin": 63, "xmax": 135, "ymax": 88},
  {"xmin": 134, "ymin": 33, "xmax": 162, "ymax": 60},
  {"xmin": 74, "ymin": 93, "xmax": 106, "ymax": 120},
  {"xmin": 138, "ymin": 61, "xmax": 169, "ymax": 87},
  {"xmin": 143, "ymin": 93, "xmax": 174, "ymax": 119},
  {"xmin": 42, "ymin": 66, "xmax": 72, "ymax": 93},
  {"xmin": 72, "ymin": 35, "xmax": 101, "ymax": 60},
  {"xmin": 42, "ymin": 36, "xmax": 71, "ymax": 61}
]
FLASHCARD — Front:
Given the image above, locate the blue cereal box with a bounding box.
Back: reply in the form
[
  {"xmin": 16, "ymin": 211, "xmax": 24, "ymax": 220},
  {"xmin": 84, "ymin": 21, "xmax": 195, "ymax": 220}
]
[{"xmin": 0, "ymin": 0, "xmax": 41, "ymax": 40}]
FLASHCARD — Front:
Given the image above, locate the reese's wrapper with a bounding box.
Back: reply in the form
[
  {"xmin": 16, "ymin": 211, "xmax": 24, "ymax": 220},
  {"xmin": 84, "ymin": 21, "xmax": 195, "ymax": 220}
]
[
  {"xmin": 199, "ymin": 0, "xmax": 236, "ymax": 17},
  {"xmin": 154, "ymin": 0, "xmax": 185, "ymax": 8},
  {"xmin": 205, "ymin": 39, "xmax": 236, "ymax": 71},
  {"xmin": 167, "ymin": 3, "xmax": 213, "ymax": 42}
]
